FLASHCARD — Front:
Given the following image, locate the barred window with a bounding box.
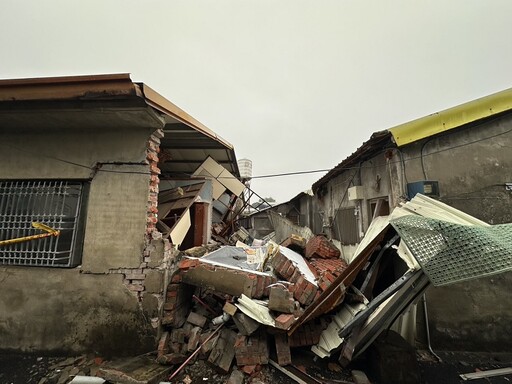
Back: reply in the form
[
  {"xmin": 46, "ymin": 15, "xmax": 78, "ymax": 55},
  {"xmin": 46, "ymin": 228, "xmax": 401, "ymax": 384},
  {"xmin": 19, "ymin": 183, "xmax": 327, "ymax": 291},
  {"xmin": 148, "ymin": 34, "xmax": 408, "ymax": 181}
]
[{"xmin": 0, "ymin": 181, "xmax": 88, "ymax": 267}]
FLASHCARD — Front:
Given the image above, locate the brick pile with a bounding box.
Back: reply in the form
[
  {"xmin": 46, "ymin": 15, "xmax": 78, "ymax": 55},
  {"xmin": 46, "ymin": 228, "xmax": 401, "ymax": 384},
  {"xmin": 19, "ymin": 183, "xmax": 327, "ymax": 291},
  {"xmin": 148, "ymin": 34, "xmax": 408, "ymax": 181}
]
[
  {"xmin": 308, "ymin": 258, "xmax": 349, "ymax": 292},
  {"xmin": 305, "ymin": 234, "xmax": 342, "ymax": 259},
  {"xmin": 156, "ymin": 234, "xmax": 345, "ymax": 379}
]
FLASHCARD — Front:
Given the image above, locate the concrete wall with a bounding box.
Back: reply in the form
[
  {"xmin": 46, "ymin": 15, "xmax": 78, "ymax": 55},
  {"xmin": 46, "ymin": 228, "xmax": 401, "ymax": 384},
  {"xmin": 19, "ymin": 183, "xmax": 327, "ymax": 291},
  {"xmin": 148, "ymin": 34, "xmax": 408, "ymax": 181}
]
[
  {"xmin": 82, "ymin": 164, "xmax": 150, "ymax": 272},
  {"xmin": 0, "ymin": 268, "xmax": 154, "ymax": 356},
  {"xmin": 0, "ymin": 126, "xmax": 164, "ymax": 355},
  {"xmin": 316, "ymin": 113, "xmax": 512, "ymax": 350},
  {"xmin": 397, "ymin": 114, "xmax": 512, "ymax": 351}
]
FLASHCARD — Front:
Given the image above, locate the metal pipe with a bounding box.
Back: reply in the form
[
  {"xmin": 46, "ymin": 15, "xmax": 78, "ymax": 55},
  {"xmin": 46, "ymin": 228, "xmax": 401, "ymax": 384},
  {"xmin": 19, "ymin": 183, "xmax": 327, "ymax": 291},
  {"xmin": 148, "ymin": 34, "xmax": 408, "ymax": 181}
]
[
  {"xmin": 212, "ymin": 312, "xmax": 230, "ymax": 325},
  {"xmin": 167, "ymin": 323, "xmax": 224, "ymax": 381},
  {"xmin": 192, "ymin": 295, "xmax": 217, "ymax": 316},
  {"xmin": 422, "ymin": 293, "xmax": 442, "ymax": 362}
]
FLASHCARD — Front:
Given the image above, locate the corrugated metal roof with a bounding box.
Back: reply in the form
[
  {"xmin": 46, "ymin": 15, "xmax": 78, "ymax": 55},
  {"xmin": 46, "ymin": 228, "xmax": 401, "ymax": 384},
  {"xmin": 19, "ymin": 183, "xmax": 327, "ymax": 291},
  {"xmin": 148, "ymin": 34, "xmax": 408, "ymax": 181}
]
[{"xmin": 389, "ymin": 87, "xmax": 512, "ymax": 147}]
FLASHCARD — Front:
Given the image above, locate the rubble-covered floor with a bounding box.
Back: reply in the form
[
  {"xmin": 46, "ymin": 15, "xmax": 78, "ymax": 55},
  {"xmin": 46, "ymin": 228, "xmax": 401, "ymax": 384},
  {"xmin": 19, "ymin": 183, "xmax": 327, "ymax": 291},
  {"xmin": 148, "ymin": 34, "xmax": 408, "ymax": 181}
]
[{"xmin": 1, "ymin": 350, "xmax": 512, "ymax": 384}]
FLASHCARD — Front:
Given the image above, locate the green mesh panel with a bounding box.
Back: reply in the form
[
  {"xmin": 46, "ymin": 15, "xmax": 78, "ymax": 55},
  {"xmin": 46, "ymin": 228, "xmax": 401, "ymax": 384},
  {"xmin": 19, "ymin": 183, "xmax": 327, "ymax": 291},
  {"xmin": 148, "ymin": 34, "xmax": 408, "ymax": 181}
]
[{"xmin": 390, "ymin": 215, "xmax": 512, "ymax": 286}]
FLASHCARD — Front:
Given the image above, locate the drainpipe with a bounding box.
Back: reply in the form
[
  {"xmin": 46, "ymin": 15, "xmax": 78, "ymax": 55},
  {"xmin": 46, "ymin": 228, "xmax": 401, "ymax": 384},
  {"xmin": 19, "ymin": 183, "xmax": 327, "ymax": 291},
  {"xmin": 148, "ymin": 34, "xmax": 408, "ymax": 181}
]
[{"xmin": 422, "ymin": 293, "xmax": 442, "ymax": 362}]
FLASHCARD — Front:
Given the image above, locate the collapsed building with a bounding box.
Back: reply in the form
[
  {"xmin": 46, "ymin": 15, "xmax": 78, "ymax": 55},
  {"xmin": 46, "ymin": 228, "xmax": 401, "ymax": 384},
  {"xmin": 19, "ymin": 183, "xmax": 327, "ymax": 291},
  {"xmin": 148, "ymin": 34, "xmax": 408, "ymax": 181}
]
[
  {"xmin": 247, "ymin": 86, "xmax": 512, "ymax": 352},
  {"xmin": 151, "ymin": 193, "xmax": 512, "ymax": 383},
  {"xmin": 1, "ymin": 76, "xmax": 511, "ymax": 383}
]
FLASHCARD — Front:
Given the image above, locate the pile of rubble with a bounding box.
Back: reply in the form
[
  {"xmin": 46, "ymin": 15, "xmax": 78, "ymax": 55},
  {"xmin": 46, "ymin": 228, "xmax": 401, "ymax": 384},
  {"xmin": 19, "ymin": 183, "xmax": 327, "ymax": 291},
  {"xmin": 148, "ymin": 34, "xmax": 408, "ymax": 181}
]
[
  {"xmin": 157, "ymin": 233, "xmax": 350, "ymax": 380},
  {"xmin": 154, "ymin": 193, "xmax": 512, "ymax": 383}
]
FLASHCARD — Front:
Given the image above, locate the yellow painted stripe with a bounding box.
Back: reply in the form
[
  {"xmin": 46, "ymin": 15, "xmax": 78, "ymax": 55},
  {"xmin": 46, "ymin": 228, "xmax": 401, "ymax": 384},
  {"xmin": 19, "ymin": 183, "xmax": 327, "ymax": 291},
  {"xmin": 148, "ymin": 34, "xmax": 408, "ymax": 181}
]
[{"xmin": 389, "ymin": 88, "xmax": 512, "ymax": 146}]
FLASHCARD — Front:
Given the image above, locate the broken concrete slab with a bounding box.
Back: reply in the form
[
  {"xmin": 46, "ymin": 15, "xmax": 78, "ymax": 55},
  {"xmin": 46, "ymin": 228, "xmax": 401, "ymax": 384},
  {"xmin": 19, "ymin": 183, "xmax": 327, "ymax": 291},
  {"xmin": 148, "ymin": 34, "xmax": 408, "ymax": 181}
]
[
  {"xmin": 226, "ymin": 368, "xmax": 245, "ymax": 384},
  {"xmin": 268, "ymin": 285, "xmax": 297, "ymax": 314},
  {"xmin": 186, "ymin": 312, "xmax": 207, "ymax": 328},
  {"xmin": 179, "ymin": 257, "xmax": 276, "ymax": 299},
  {"xmin": 144, "ymin": 269, "xmax": 164, "ymax": 293},
  {"xmin": 97, "ymin": 355, "xmax": 172, "ymax": 384}
]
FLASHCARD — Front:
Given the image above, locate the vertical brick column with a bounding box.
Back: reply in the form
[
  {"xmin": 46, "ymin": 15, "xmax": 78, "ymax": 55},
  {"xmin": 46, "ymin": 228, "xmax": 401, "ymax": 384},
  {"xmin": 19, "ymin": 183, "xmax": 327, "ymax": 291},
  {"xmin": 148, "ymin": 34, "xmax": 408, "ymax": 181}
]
[{"xmin": 146, "ymin": 128, "xmax": 163, "ymax": 239}]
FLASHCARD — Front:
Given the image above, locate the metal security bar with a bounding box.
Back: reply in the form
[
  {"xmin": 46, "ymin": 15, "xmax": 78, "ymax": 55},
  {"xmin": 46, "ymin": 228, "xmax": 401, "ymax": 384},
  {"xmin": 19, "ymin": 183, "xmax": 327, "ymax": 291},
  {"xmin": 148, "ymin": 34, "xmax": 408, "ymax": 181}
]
[{"xmin": 0, "ymin": 181, "xmax": 85, "ymax": 267}]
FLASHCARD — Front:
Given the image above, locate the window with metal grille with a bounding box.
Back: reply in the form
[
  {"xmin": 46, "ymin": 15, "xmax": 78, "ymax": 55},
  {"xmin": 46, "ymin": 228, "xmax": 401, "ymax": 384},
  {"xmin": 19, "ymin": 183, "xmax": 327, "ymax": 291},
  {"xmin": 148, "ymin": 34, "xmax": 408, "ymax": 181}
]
[{"xmin": 0, "ymin": 181, "xmax": 88, "ymax": 267}]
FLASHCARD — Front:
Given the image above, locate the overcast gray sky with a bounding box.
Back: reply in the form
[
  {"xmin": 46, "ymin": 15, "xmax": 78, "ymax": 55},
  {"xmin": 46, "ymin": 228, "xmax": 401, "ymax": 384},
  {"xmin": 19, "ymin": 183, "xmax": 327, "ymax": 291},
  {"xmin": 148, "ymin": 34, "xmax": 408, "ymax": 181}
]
[{"xmin": 2, "ymin": 1, "xmax": 512, "ymax": 202}]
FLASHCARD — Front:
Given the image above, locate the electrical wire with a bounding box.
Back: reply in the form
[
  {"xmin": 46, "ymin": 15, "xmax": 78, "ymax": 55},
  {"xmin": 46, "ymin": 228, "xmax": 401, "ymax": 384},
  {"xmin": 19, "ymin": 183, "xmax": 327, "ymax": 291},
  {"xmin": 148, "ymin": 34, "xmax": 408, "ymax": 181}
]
[
  {"xmin": 1, "ymin": 122, "xmax": 510, "ymax": 181},
  {"xmin": 0, "ymin": 143, "xmax": 151, "ymax": 176}
]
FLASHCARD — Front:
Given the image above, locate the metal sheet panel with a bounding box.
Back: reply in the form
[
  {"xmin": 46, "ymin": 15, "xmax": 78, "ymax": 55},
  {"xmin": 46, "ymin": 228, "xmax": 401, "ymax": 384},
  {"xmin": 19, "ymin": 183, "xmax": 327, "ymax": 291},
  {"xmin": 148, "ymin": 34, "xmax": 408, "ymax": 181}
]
[{"xmin": 391, "ymin": 215, "xmax": 512, "ymax": 286}]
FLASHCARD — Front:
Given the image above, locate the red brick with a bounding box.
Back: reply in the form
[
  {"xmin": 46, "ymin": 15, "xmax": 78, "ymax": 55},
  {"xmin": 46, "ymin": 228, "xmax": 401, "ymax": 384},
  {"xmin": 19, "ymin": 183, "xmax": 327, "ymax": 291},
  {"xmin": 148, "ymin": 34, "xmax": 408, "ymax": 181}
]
[
  {"xmin": 284, "ymin": 263, "xmax": 295, "ymax": 279},
  {"xmin": 179, "ymin": 258, "xmax": 200, "ymax": 270},
  {"xmin": 275, "ymin": 314, "xmax": 295, "ymax": 330},
  {"xmin": 289, "ymin": 269, "xmax": 302, "ymax": 284},
  {"xmin": 272, "ymin": 253, "xmax": 287, "ymax": 270},
  {"xmin": 278, "ymin": 260, "xmax": 292, "ymax": 277},
  {"xmin": 241, "ymin": 365, "xmax": 258, "ymax": 375},
  {"xmin": 171, "ymin": 274, "xmax": 182, "ymax": 283},
  {"xmin": 254, "ymin": 275, "xmax": 266, "ymax": 298}
]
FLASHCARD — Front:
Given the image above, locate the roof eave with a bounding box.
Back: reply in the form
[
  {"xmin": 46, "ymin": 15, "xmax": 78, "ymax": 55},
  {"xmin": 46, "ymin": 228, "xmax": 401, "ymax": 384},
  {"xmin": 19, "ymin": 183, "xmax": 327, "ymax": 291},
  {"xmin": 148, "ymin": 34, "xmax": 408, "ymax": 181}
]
[
  {"xmin": 312, "ymin": 130, "xmax": 392, "ymax": 194},
  {"xmin": 389, "ymin": 87, "xmax": 512, "ymax": 146}
]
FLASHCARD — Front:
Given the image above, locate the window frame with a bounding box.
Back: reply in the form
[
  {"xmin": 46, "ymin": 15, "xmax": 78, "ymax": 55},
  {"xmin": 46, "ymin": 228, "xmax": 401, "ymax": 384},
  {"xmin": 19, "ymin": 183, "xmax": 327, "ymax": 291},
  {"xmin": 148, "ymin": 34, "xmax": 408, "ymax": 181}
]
[{"xmin": 0, "ymin": 180, "xmax": 89, "ymax": 268}]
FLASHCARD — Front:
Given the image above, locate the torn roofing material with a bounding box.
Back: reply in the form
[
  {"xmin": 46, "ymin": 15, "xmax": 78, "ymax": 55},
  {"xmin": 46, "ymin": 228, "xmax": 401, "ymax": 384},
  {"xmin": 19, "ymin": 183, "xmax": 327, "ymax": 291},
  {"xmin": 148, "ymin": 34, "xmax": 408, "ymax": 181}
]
[{"xmin": 391, "ymin": 216, "xmax": 512, "ymax": 286}]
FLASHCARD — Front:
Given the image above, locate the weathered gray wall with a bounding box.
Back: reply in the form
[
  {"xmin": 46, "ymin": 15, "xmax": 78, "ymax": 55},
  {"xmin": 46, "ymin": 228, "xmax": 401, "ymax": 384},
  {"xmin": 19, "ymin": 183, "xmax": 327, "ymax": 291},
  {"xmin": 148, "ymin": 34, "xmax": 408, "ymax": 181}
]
[
  {"xmin": 397, "ymin": 114, "xmax": 512, "ymax": 351},
  {"xmin": 82, "ymin": 164, "xmax": 150, "ymax": 272},
  {"xmin": 0, "ymin": 267, "xmax": 154, "ymax": 356},
  {"xmin": 0, "ymin": 126, "xmax": 158, "ymax": 355},
  {"xmin": 1, "ymin": 128, "xmax": 151, "ymax": 179},
  {"xmin": 316, "ymin": 113, "xmax": 512, "ymax": 350}
]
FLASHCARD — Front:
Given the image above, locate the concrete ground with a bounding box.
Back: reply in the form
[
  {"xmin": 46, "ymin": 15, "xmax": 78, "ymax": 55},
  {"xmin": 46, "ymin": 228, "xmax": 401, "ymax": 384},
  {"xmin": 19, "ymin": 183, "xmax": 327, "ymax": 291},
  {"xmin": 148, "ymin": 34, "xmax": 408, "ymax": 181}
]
[{"xmin": 1, "ymin": 350, "xmax": 511, "ymax": 384}]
